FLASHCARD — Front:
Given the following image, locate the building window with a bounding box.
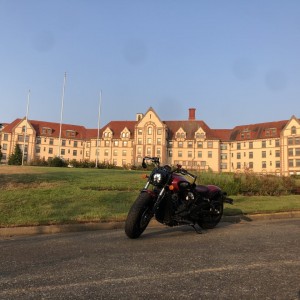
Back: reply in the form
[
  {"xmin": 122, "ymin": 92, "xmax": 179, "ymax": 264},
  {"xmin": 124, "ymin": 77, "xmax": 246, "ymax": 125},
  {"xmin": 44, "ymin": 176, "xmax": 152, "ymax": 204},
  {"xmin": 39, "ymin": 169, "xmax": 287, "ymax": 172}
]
[
  {"xmin": 104, "ymin": 149, "xmax": 109, "ymax": 156},
  {"xmin": 2, "ymin": 144, "xmax": 7, "ymax": 150},
  {"xmin": 73, "ymin": 150, "xmax": 77, "ymax": 156},
  {"xmin": 237, "ymin": 153, "xmax": 241, "ymax": 159},
  {"xmin": 123, "ymin": 141, "xmax": 128, "ymax": 147},
  {"xmin": 74, "ymin": 141, "xmax": 78, "ymax": 147},
  {"xmin": 61, "ymin": 149, "xmax": 65, "ymax": 155},
  {"xmin": 288, "ymin": 159, "xmax": 294, "ymax": 167},
  {"xmin": 295, "ymin": 148, "xmax": 300, "ymax": 156},
  {"xmin": 114, "ymin": 141, "xmax": 119, "ymax": 147},
  {"xmin": 178, "ymin": 142, "xmax": 183, "ymax": 148},
  {"xmin": 188, "ymin": 151, "xmax": 192, "ymax": 158},
  {"xmin": 157, "ymin": 129, "xmax": 162, "ymax": 135},
  {"xmin": 49, "ymin": 148, "xmax": 53, "ymax": 154},
  {"xmin": 275, "ymin": 150, "xmax": 280, "ymax": 157},
  {"xmin": 207, "ymin": 141, "xmax": 213, "ymax": 148},
  {"xmin": 35, "ymin": 147, "xmax": 40, "ymax": 154},
  {"xmin": 113, "ymin": 150, "xmax": 118, "ymax": 156},
  {"xmin": 262, "ymin": 161, "xmax": 266, "ymax": 168},
  {"xmin": 208, "ymin": 151, "xmax": 212, "ymax": 158},
  {"xmin": 157, "ymin": 138, "xmax": 161, "ymax": 145},
  {"xmin": 249, "ymin": 142, "xmax": 253, "ymax": 149},
  {"xmin": 237, "ymin": 143, "xmax": 241, "ymax": 150},
  {"xmin": 157, "ymin": 148, "xmax": 161, "ymax": 155},
  {"xmin": 105, "ymin": 141, "xmax": 110, "ymax": 147},
  {"xmin": 168, "ymin": 150, "xmax": 173, "ymax": 157},
  {"xmin": 262, "ymin": 151, "xmax": 266, "ymax": 158},
  {"xmin": 249, "ymin": 152, "xmax": 253, "ymax": 159},
  {"xmin": 86, "ymin": 151, "xmax": 90, "ymax": 157},
  {"xmin": 148, "ymin": 127, "xmax": 152, "ymax": 135},
  {"xmin": 288, "ymin": 148, "xmax": 293, "ymax": 156},
  {"xmin": 122, "ymin": 150, "xmax": 127, "ymax": 156},
  {"xmin": 220, "ymin": 144, "xmax": 227, "ymax": 150},
  {"xmin": 262, "ymin": 141, "xmax": 266, "ymax": 148},
  {"xmin": 249, "ymin": 162, "xmax": 253, "ymax": 169},
  {"xmin": 237, "ymin": 162, "xmax": 241, "ymax": 169},
  {"xmin": 220, "ymin": 153, "xmax": 227, "ymax": 160},
  {"xmin": 147, "ymin": 138, "xmax": 152, "ymax": 144},
  {"xmin": 296, "ymin": 159, "xmax": 300, "ymax": 167},
  {"xmin": 3, "ymin": 134, "xmax": 8, "ymax": 141},
  {"xmin": 178, "ymin": 151, "xmax": 182, "ymax": 157},
  {"xmin": 288, "ymin": 138, "xmax": 293, "ymax": 145},
  {"xmin": 220, "ymin": 163, "xmax": 227, "ymax": 169},
  {"xmin": 138, "ymin": 129, "xmax": 142, "ymax": 135},
  {"xmin": 147, "ymin": 147, "xmax": 151, "ymax": 155},
  {"xmin": 276, "ymin": 161, "xmax": 280, "ymax": 168},
  {"xmin": 275, "ymin": 139, "xmax": 280, "ymax": 147},
  {"xmin": 295, "ymin": 138, "xmax": 300, "ymax": 145},
  {"xmin": 197, "ymin": 142, "xmax": 203, "ymax": 148},
  {"xmin": 138, "ymin": 138, "xmax": 142, "ymax": 145},
  {"xmin": 62, "ymin": 140, "xmax": 66, "ymax": 146},
  {"xmin": 49, "ymin": 138, "xmax": 54, "ymax": 145},
  {"xmin": 291, "ymin": 126, "xmax": 297, "ymax": 135},
  {"xmin": 198, "ymin": 151, "xmax": 202, "ymax": 158},
  {"xmin": 137, "ymin": 147, "xmax": 142, "ymax": 155}
]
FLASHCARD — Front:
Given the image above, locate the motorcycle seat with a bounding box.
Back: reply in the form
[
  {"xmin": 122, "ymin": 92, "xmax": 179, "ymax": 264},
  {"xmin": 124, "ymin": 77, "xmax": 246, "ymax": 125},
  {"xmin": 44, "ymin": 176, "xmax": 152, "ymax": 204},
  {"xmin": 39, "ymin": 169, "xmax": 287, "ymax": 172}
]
[{"xmin": 195, "ymin": 185, "xmax": 209, "ymax": 194}]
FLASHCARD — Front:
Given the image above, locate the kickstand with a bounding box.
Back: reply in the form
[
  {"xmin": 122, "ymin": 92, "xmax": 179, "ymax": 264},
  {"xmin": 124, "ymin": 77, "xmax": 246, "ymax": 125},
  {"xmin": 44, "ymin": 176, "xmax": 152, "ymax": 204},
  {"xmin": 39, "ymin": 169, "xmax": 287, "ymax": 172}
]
[{"xmin": 190, "ymin": 224, "xmax": 202, "ymax": 234}]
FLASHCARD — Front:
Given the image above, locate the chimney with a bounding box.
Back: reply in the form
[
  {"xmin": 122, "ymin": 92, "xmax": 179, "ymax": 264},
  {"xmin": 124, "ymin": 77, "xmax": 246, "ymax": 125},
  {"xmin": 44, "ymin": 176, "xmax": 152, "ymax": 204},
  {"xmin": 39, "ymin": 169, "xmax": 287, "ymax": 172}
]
[{"xmin": 188, "ymin": 108, "xmax": 196, "ymax": 121}]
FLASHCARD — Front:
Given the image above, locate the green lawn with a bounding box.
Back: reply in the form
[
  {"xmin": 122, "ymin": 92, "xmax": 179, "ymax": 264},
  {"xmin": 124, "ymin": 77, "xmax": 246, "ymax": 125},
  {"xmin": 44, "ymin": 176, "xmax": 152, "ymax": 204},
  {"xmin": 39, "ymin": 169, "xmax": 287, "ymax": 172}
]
[{"xmin": 0, "ymin": 166, "xmax": 300, "ymax": 227}]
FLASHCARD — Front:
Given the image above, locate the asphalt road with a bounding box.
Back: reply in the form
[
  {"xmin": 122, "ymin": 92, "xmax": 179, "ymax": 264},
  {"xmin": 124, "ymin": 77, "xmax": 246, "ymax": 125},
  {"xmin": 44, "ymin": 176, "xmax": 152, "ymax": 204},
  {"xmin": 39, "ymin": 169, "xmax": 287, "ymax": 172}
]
[{"xmin": 0, "ymin": 218, "xmax": 299, "ymax": 300}]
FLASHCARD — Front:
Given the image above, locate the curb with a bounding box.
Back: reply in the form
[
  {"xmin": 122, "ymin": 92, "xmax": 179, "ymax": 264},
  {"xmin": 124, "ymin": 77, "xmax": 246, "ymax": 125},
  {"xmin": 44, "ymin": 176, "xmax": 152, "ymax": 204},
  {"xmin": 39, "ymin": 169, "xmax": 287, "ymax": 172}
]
[{"xmin": 1, "ymin": 211, "xmax": 300, "ymax": 237}]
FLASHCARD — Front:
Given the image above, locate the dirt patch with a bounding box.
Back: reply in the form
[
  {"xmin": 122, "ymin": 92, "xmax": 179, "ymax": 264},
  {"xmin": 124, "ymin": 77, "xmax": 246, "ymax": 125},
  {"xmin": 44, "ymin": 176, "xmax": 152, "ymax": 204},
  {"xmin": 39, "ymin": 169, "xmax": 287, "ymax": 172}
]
[
  {"xmin": 0, "ymin": 165, "xmax": 45, "ymax": 174},
  {"xmin": 0, "ymin": 181, "xmax": 62, "ymax": 190}
]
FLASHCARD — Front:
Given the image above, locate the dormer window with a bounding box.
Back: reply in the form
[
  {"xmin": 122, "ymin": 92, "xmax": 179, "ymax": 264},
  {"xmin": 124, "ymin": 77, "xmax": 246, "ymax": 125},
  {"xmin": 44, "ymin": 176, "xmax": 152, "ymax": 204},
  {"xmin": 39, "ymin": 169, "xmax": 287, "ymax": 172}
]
[
  {"xmin": 42, "ymin": 127, "xmax": 52, "ymax": 135},
  {"xmin": 66, "ymin": 130, "xmax": 76, "ymax": 137},
  {"xmin": 291, "ymin": 126, "xmax": 297, "ymax": 135}
]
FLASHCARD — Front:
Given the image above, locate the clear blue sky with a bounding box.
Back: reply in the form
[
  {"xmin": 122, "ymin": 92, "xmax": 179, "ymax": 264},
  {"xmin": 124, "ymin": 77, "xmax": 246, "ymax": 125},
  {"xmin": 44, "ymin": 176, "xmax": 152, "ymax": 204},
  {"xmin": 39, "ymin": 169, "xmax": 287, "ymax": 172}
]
[{"xmin": 1, "ymin": 0, "xmax": 300, "ymax": 129}]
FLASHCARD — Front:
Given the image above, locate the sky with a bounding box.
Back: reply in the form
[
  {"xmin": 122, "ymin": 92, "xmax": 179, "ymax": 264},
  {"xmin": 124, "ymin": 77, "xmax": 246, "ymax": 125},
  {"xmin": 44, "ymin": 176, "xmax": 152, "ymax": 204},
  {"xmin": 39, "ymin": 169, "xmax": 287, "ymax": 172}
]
[{"xmin": 1, "ymin": 0, "xmax": 300, "ymax": 130}]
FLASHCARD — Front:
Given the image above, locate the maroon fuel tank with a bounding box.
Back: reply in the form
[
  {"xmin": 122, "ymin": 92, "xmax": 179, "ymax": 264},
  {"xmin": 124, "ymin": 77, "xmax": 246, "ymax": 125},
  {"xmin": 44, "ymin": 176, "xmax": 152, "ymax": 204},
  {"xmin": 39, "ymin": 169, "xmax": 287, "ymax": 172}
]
[{"xmin": 170, "ymin": 173, "xmax": 192, "ymax": 191}]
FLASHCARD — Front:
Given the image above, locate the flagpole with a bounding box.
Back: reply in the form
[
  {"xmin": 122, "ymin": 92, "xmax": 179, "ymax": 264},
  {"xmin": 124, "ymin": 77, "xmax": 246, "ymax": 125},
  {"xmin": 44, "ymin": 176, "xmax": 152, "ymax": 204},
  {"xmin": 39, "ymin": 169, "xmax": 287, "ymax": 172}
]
[
  {"xmin": 58, "ymin": 72, "xmax": 67, "ymax": 157},
  {"xmin": 22, "ymin": 89, "xmax": 30, "ymax": 166},
  {"xmin": 95, "ymin": 90, "xmax": 102, "ymax": 168}
]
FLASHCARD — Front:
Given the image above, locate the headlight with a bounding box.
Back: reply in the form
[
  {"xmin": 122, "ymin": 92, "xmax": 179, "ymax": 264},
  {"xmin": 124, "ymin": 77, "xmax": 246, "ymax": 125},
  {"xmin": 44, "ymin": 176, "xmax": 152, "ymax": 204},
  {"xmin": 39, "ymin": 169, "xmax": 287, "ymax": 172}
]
[
  {"xmin": 150, "ymin": 169, "xmax": 168, "ymax": 186},
  {"xmin": 153, "ymin": 173, "xmax": 162, "ymax": 184}
]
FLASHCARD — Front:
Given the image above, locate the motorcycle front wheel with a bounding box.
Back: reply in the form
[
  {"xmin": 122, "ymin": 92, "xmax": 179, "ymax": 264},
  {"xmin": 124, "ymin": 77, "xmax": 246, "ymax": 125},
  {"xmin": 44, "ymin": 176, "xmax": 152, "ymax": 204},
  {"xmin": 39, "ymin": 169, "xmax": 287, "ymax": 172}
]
[
  {"xmin": 125, "ymin": 192, "xmax": 154, "ymax": 239},
  {"xmin": 197, "ymin": 199, "xmax": 223, "ymax": 229}
]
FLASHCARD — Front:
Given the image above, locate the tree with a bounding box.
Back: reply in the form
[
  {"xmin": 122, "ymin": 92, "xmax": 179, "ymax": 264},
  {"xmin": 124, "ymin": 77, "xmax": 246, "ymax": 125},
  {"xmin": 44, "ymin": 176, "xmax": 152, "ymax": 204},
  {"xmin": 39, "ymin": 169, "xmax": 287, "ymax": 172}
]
[{"xmin": 8, "ymin": 144, "xmax": 22, "ymax": 165}]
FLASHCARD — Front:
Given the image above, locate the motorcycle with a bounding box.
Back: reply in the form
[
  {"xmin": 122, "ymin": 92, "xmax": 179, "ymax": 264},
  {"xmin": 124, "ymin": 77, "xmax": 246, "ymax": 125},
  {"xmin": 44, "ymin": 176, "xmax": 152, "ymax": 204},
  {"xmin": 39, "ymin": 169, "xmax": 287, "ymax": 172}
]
[{"xmin": 125, "ymin": 156, "xmax": 233, "ymax": 239}]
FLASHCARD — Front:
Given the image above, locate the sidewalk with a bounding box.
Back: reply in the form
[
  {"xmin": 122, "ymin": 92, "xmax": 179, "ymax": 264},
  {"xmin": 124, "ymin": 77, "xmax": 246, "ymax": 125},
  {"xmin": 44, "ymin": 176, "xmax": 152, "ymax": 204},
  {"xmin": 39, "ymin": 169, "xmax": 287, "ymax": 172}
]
[{"xmin": 1, "ymin": 211, "xmax": 300, "ymax": 237}]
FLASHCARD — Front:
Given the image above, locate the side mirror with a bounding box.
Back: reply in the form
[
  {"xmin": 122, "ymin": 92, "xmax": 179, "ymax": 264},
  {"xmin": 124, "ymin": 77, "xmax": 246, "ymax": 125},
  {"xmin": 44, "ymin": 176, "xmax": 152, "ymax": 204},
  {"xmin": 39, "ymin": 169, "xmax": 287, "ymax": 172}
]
[{"xmin": 142, "ymin": 160, "xmax": 147, "ymax": 168}]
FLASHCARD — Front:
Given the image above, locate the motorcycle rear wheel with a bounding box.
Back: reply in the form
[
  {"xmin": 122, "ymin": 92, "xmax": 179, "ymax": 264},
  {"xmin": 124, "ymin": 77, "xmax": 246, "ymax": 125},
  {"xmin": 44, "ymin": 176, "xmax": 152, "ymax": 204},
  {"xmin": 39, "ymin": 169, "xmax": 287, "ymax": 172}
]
[
  {"xmin": 125, "ymin": 193, "xmax": 153, "ymax": 239},
  {"xmin": 197, "ymin": 199, "xmax": 223, "ymax": 229}
]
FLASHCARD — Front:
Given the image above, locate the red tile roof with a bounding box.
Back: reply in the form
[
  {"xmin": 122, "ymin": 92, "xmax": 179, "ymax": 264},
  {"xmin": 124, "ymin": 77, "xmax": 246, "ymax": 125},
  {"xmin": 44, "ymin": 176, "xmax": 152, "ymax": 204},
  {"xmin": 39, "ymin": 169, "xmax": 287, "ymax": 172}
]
[{"xmin": 2, "ymin": 115, "xmax": 297, "ymax": 143}]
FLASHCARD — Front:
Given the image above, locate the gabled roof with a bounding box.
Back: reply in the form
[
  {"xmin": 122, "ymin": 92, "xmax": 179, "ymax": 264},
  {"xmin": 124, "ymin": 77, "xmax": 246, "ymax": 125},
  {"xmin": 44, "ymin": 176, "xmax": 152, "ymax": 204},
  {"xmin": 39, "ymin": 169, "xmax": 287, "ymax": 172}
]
[
  {"xmin": 2, "ymin": 118, "xmax": 87, "ymax": 139},
  {"xmin": 99, "ymin": 121, "xmax": 136, "ymax": 138},
  {"xmin": 1, "ymin": 118, "xmax": 22, "ymax": 133},
  {"xmin": 164, "ymin": 120, "xmax": 217, "ymax": 140},
  {"xmin": 230, "ymin": 120, "xmax": 288, "ymax": 141}
]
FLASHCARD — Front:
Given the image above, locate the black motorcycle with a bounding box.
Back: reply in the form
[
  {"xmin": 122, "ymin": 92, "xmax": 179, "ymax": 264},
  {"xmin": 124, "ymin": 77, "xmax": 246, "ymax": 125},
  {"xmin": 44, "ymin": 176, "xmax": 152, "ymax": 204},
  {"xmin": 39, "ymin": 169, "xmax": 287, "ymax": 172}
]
[{"xmin": 125, "ymin": 156, "xmax": 233, "ymax": 239}]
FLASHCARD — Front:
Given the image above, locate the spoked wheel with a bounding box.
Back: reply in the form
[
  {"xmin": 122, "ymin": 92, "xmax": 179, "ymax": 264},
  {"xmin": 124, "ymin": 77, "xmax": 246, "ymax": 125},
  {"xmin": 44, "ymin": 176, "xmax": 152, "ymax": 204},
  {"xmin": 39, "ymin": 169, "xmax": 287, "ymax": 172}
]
[
  {"xmin": 197, "ymin": 198, "xmax": 223, "ymax": 229},
  {"xmin": 125, "ymin": 193, "xmax": 154, "ymax": 239}
]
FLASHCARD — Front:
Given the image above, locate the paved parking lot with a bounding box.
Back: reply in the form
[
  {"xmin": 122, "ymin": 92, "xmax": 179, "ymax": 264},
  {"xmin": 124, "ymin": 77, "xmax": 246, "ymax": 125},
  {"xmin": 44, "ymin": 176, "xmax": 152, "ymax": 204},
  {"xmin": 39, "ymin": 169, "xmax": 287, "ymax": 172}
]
[{"xmin": 1, "ymin": 218, "xmax": 300, "ymax": 299}]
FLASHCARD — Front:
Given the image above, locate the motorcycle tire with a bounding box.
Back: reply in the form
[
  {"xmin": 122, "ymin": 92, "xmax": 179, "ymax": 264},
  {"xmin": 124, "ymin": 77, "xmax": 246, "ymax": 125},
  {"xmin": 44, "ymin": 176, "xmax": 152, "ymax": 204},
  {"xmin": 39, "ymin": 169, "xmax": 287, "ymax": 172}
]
[
  {"xmin": 197, "ymin": 199, "xmax": 223, "ymax": 229},
  {"xmin": 125, "ymin": 192, "xmax": 153, "ymax": 239}
]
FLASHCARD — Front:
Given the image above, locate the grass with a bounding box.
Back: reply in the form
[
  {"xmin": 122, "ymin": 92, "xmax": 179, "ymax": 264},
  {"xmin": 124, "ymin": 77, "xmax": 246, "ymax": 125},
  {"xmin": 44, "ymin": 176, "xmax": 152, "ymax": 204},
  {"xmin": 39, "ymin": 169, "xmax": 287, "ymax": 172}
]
[{"xmin": 0, "ymin": 165, "xmax": 300, "ymax": 227}]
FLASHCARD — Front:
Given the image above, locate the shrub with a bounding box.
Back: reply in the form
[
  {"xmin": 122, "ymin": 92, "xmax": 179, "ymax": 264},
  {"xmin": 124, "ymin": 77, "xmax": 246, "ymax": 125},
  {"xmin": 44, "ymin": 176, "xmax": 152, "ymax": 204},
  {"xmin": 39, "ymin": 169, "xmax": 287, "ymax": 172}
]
[{"xmin": 48, "ymin": 157, "xmax": 67, "ymax": 167}]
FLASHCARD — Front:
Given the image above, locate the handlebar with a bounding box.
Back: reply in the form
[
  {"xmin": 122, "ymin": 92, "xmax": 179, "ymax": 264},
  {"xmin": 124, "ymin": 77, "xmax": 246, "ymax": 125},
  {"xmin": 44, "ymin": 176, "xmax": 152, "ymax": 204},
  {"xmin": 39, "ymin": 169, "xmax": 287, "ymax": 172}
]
[{"xmin": 142, "ymin": 157, "xmax": 197, "ymax": 182}]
